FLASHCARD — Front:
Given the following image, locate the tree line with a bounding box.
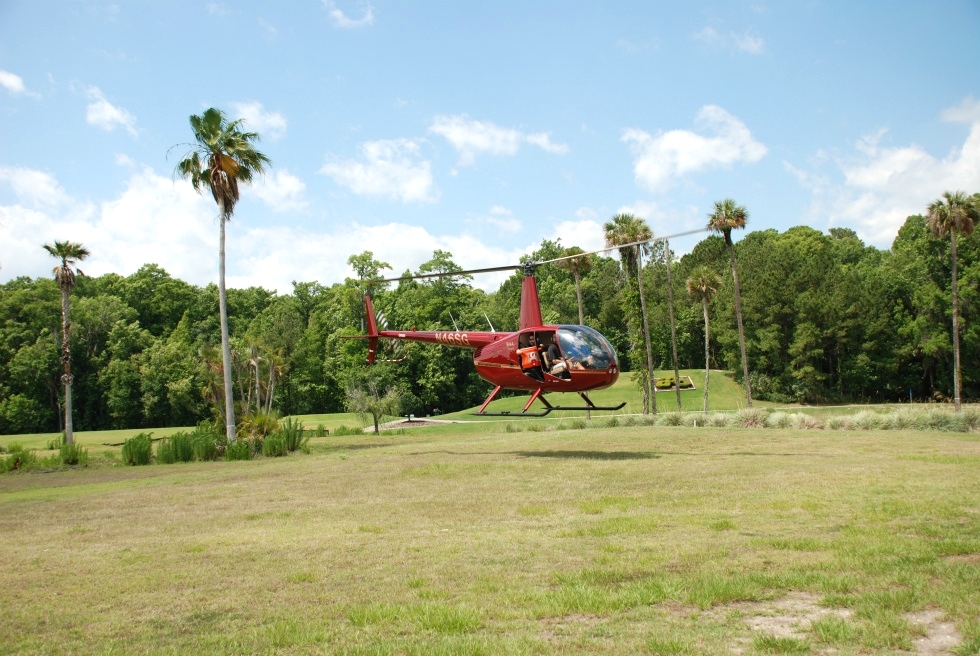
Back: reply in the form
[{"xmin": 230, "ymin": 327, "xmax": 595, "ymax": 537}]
[{"xmin": 1, "ymin": 207, "xmax": 976, "ymax": 436}]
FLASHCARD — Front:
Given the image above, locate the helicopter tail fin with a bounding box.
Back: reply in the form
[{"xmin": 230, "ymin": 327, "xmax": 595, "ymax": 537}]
[{"xmin": 364, "ymin": 295, "xmax": 380, "ymax": 364}]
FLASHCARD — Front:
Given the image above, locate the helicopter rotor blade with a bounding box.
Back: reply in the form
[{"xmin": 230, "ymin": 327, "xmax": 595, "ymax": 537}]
[
  {"xmin": 537, "ymin": 227, "xmax": 711, "ymax": 267},
  {"xmin": 362, "ymin": 227, "xmax": 710, "ymax": 284}
]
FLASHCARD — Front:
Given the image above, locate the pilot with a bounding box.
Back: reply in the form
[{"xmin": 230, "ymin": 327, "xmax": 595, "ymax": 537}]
[{"xmin": 518, "ymin": 333, "xmax": 545, "ymax": 382}]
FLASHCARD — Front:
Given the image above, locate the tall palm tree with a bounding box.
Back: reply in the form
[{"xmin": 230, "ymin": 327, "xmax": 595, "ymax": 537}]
[
  {"xmin": 663, "ymin": 240, "xmax": 682, "ymax": 411},
  {"xmin": 926, "ymin": 190, "xmax": 977, "ymax": 412},
  {"xmin": 603, "ymin": 213, "xmax": 656, "ymax": 414},
  {"xmin": 43, "ymin": 240, "xmax": 90, "ymax": 445},
  {"xmin": 687, "ymin": 266, "xmax": 723, "ymax": 413},
  {"xmin": 707, "ymin": 198, "xmax": 752, "ymax": 407},
  {"xmin": 175, "ymin": 107, "xmax": 270, "ymax": 443},
  {"xmin": 555, "ymin": 246, "xmax": 592, "ymax": 325}
]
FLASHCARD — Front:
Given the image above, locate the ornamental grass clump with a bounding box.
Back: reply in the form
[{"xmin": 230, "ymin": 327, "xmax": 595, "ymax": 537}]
[
  {"xmin": 121, "ymin": 433, "xmax": 153, "ymax": 466},
  {"xmin": 59, "ymin": 442, "xmax": 88, "ymax": 466},
  {"xmin": 191, "ymin": 425, "xmax": 219, "ymax": 461},
  {"xmin": 225, "ymin": 439, "xmax": 254, "ymax": 461},
  {"xmin": 765, "ymin": 412, "xmax": 792, "ymax": 429},
  {"xmin": 790, "ymin": 413, "xmax": 824, "ymax": 430},
  {"xmin": 262, "ymin": 433, "xmax": 288, "ymax": 457},
  {"xmin": 278, "ymin": 417, "xmax": 309, "ymax": 452},
  {"xmin": 735, "ymin": 408, "xmax": 766, "ymax": 428},
  {"xmin": 332, "ymin": 425, "xmax": 362, "ymax": 436},
  {"xmin": 657, "ymin": 413, "xmax": 683, "ymax": 426},
  {"xmin": 851, "ymin": 411, "xmax": 884, "ymax": 430},
  {"xmin": 157, "ymin": 432, "xmax": 195, "ymax": 464}
]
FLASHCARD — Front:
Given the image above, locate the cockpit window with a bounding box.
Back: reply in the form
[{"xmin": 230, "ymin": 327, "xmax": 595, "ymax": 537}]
[{"xmin": 556, "ymin": 326, "xmax": 617, "ymax": 371}]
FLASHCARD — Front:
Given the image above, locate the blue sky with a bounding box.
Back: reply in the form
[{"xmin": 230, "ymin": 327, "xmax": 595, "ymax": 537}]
[{"xmin": 1, "ymin": 1, "xmax": 979, "ymax": 292}]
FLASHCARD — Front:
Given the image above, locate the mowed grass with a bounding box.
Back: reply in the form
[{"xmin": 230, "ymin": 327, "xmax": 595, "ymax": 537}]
[{"xmin": 2, "ymin": 425, "xmax": 979, "ymax": 655}]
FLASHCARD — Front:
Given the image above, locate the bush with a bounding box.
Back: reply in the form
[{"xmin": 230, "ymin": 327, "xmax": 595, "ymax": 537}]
[
  {"xmin": 333, "ymin": 425, "xmax": 363, "ymax": 436},
  {"xmin": 59, "ymin": 442, "xmax": 88, "ymax": 466},
  {"xmin": 237, "ymin": 411, "xmax": 280, "ymax": 440},
  {"xmin": 735, "ymin": 408, "xmax": 766, "ymax": 428},
  {"xmin": 791, "ymin": 413, "xmax": 824, "ymax": 430},
  {"xmin": 225, "ymin": 439, "xmax": 254, "ymax": 461},
  {"xmin": 262, "ymin": 433, "xmax": 288, "ymax": 457},
  {"xmin": 314, "ymin": 423, "xmax": 328, "ymax": 437},
  {"xmin": 121, "ymin": 433, "xmax": 153, "ymax": 466},
  {"xmin": 658, "ymin": 413, "xmax": 683, "ymax": 426},
  {"xmin": 278, "ymin": 417, "xmax": 309, "ymax": 452},
  {"xmin": 1, "ymin": 448, "xmax": 39, "ymax": 472},
  {"xmin": 157, "ymin": 431, "xmax": 195, "ymax": 464}
]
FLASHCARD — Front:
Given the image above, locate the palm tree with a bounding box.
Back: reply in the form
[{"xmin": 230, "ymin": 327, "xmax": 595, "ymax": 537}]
[
  {"xmin": 663, "ymin": 240, "xmax": 682, "ymax": 411},
  {"xmin": 43, "ymin": 240, "xmax": 90, "ymax": 445},
  {"xmin": 603, "ymin": 213, "xmax": 656, "ymax": 414},
  {"xmin": 707, "ymin": 198, "xmax": 752, "ymax": 407},
  {"xmin": 687, "ymin": 266, "xmax": 723, "ymax": 413},
  {"xmin": 926, "ymin": 190, "xmax": 977, "ymax": 412},
  {"xmin": 175, "ymin": 108, "xmax": 270, "ymax": 443},
  {"xmin": 555, "ymin": 246, "xmax": 592, "ymax": 325}
]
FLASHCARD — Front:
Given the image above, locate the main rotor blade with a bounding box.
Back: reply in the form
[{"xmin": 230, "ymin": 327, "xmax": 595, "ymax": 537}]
[
  {"xmin": 364, "ymin": 226, "xmax": 710, "ymax": 284},
  {"xmin": 538, "ymin": 227, "xmax": 711, "ymax": 267},
  {"xmin": 367, "ymin": 263, "xmax": 521, "ymax": 284}
]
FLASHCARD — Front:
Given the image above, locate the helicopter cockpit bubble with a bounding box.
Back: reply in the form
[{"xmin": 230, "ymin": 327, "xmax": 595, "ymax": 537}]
[{"xmin": 557, "ymin": 326, "xmax": 618, "ymax": 371}]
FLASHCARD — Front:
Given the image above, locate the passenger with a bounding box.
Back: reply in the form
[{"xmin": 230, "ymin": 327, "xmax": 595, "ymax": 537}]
[
  {"xmin": 517, "ymin": 333, "xmax": 544, "ymax": 382},
  {"xmin": 544, "ymin": 340, "xmax": 570, "ymax": 379}
]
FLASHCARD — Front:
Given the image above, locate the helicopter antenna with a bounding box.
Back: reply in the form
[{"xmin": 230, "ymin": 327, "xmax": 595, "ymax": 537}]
[
  {"xmin": 449, "ymin": 310, "xmax": 460, "ymax": 332},
  {"xmin": 484, "ymin": 313, "xmax": 496, "ymax": 333}
]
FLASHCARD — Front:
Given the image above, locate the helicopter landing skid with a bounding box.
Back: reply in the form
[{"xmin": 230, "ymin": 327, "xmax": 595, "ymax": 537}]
[{"xmin": 473, "ymin": 389, "xmax": 626, "ymax": 417}]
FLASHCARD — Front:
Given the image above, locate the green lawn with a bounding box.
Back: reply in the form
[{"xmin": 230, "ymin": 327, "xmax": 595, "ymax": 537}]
[{"xmin": 1, "ymin": 423, "xmax": 978, "ymax": 654}]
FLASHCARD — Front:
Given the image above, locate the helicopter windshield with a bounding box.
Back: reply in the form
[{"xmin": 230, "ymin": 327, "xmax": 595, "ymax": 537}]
[{"xmin": 556, "ymin": 326, "xmax": 618, "ymax": 371}]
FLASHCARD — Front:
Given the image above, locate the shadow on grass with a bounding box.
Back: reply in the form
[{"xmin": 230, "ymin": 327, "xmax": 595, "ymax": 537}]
[{"xmin": 515, "ymin": 450, "xmax": 659, "ymax": 460}]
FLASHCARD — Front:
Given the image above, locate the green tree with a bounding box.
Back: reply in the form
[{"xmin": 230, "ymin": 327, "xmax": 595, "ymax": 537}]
[
  {"xmin": 175, "ymin": 107, "xmax": 270, "ymax": 442},
  {"xmin": 926, "ymin": 190, "xmax": 978, "ymax": 411},
  {"xmin": 687, "ymin": 266, "xmax": 722, "ymax": 412},
  {"xmin": 707, "ymin": 199, "xmax": 752, "ymax": 407},
  {"xmin": 604, "ymin": 214, "xmax": 656, "ymax": 413},
  {"xmin": 43, "ymin": 240, "xmax": 90, "ymax": 444},
  {"xmin": 345, "ymin": 370, "xmax": 402, "ymax": 434}
]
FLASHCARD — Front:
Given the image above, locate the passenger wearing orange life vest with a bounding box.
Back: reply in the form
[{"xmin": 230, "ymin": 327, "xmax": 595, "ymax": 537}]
[{"xmin": 517, "ymin": 333, "xmax": 545, "ymax": 382}]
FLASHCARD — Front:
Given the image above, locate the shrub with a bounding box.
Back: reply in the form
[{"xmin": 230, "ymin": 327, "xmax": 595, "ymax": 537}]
[
  {"xmin": 765, "ymin": 412, "xmax": 792, "ymax": 429},
  {"xmin": 314, "ymin": 423, "xmax": 328, "ymax": 437},
  {"xmin": 851, "ymin": 411, "xmax": 883, "ymax": 430},
  {"xmin": 157, "ymin": 432, "xmax": 195, "ymax": 464},
  {"xmin": 654, "ymin": 377, "xmax": 675, "ymax": 389},
  {"xmin": 1, "ymin": 448, "xmax": 39, "ymax": 472},
  {"xmin": 262, "ymin": 433, "xmax": 288, "ymax": 457},
  {"xmin": 225, "ymin": 439, "xmax": 253, "ymax": 461},
  {"xmin": 333, "ymin": 425, "xmax": 363, "ymax": 436},
  {"xmin": 620, "ymin": 414, "xmax": 637, "ymax": 426},
  {"xmin": 604, "ymin": 417, "xmax": 619, "ymax": 428},
  {"xmin": 121, "ymin": 433, "xmax": 153, "ymax": 466},
  {"xmin": 658, "ymin": 413, "xmax": 683, "ymax": 426},
  {"xmin": 791, "ymin": 413, "xmax": 824, "ymax": 430},
  {"xmin": 827, "ymin": 416, "xmax": 850, "ymax": 430},
  {"xmin": 237, "ymin": 411, "xmax": 280, "ymax": 440},
  {"xmin": 279, "ymin": 417, "xmax": 309, "ymax": 452},
  {"xmin": 59, "ymin": 442, "xmax": 88, "ymax": 466},
  {"xmin": 707, "ymin": 413, "xmax": 735, "ymax": 428},
  {"xmin": 735, "ymin": 408, "xmax": 766, "ymax": 428},
  {"xmin": 192, "ymin": 425, "xmax": 219, "ymax": 461}
]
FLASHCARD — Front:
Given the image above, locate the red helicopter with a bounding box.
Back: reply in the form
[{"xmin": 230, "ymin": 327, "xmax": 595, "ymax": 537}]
[
  {"xmin": 352, "ymin": 230, "xmax": 704, "ymax": 416},
  {"xmin": 355, "ymin": 261, "xmax": 624, "ymax": 417}
]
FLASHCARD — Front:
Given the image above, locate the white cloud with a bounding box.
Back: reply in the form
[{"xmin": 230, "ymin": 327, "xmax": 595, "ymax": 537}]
[
  {"xmin": 791, "ymin": 97, "xmax": 980, "ymax": 246},
  {"xmin": 623, "ymin": 105, "xmax": 767, "ymax": 192},
  {"xmin": 429, "ymin": 115, "xmax": 569, "ymax": 166},
  {"xmin": 0, "ymin": 165, "xmax": 73, "ymax": 208},
  {"xmin": 0, "ymin": 166, "xmax": 214, "ymax": 283},
  {"xmin": 693, "ymin": 27, "xmax": 765, "ymax": 54},
  {"xmin": 320, "ymin": 138, "xmax": 437, "ymax": 203},
  {"xmin": 322, "ymin": 0, "xmax": 374, "ymax": 28},
  {"xmin": 85, "ymin": 86, "xmax": 138, "ymax": 137},
  {"xmin": 230, "ymin": 101, "xmax": 287, "ymax": 139},
  {"xmin": 469, "ymin": 205, "xmax": 521, "ymax": 234},
  {"xmin": 0, "ymin": 167, "xmax": 613, "ymax": 297},
  {"xmin": 251, "ymin": 169, "xmax": 308, "ymax": 213},
  {"xmin": 0, "ymin": 69, "xmax": 39, "ymax": 97}
]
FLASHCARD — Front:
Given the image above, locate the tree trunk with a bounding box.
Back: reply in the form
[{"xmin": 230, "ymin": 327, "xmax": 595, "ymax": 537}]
[
  {"xmin": 951, "ymin": 231, "xmax": 962, "ymax": 412},
  {"xmin": 636, "ymin": 247, "xmax": 657, "ymax": 414},
  {"xmin": 573, "ymin": 269, "xmax": 585, "ymax": 326},
  {"xmin": 218, "ymin": 199, "xmax": 237, "ymax": 443},
  {"xmin": 59, "ymin": 284, "xmax": 74, "ymax": 445},
  {"xmin": 664, "ymin": 241, "xmax": 682, "ymax": 412},
  {"xmin": 702, "ymin": 296, "xmax": 711, "ymax": 413},
  {"xmin": 725, "ymin": 231, "xmax": 752, "ymax": 407}
]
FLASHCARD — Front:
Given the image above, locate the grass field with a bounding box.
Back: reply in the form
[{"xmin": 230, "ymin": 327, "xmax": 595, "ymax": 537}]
[{"xmin": 2, "ymin": 421, "xmax": 978, "ymax": 654}]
